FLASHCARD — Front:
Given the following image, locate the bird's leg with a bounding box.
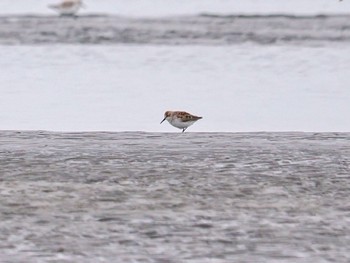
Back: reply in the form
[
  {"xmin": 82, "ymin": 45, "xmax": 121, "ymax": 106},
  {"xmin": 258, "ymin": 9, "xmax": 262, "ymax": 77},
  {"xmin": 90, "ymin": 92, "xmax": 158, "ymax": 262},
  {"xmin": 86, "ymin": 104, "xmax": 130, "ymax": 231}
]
[{"xmin": 182, "ymin": 128, "xmax": 187, "ymax": 133}]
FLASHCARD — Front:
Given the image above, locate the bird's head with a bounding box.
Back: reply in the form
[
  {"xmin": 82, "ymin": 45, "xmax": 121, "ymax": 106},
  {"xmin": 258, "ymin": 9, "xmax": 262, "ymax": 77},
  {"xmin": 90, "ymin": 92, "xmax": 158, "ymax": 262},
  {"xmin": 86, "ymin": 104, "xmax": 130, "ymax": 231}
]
[{"xmin": 160, "ymin": 111, "xmax": 172, "ymax": 124}]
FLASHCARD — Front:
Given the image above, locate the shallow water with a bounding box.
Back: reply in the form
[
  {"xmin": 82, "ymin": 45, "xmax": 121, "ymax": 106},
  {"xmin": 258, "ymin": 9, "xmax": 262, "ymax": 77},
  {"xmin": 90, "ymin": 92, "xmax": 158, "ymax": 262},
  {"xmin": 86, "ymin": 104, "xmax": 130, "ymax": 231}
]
[
  {"xmin": 1, "ymin": 44, "xmax": 349, "ymax": 132},
  {"xmin": 1, "ymin": 131, "xmax": 350, "ymax": 262}
]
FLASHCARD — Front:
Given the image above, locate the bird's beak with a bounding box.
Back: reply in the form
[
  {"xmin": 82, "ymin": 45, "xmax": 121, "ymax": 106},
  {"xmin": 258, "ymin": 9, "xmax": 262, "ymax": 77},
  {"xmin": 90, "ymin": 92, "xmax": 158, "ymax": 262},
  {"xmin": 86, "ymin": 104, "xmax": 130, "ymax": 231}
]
[{"xmin": 160, "ymin": 117, "xmax": 166, "ymax": 124}]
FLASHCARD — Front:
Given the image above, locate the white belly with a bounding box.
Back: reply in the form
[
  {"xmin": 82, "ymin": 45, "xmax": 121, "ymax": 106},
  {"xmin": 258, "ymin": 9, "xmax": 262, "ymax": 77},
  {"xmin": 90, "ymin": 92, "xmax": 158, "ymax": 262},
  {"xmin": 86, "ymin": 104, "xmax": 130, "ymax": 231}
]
[
  {"xmin": 61, "ymin": 6, "xmax": 80, "ymax": 14},
  {"xmin": 168, "ymin": 118, "xmax": 195, "ymax": 129},
  {"xmin": 50, "ymin": 4, "xmax": 81, "ymax": 15}
]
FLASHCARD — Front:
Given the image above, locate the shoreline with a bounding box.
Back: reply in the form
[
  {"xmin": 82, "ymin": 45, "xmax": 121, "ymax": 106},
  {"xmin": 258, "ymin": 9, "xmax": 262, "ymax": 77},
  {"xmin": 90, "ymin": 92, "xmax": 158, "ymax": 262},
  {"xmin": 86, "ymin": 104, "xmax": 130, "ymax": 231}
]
[{"xmin": 0, "ymin": 14, "xmax": 349, "ymax": 45}]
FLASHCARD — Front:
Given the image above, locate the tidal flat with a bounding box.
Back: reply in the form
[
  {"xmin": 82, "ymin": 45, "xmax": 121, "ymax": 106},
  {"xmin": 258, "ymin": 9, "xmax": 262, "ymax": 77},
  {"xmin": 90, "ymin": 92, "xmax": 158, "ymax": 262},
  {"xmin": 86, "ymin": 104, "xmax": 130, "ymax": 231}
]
[{"xmin": 0, "ymin": 131, "xmax": 349, "ymax": 262}]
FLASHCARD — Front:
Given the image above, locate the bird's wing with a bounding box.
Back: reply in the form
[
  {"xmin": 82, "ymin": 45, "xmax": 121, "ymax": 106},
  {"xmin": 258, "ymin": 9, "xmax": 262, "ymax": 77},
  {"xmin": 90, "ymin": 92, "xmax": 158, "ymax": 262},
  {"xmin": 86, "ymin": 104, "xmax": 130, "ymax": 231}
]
[
  {"xmin": 177, "ymin": 112, "xmax": 202, "ymax": 122},
  {"xmin": 62, "ymin": 1, "xmax": 75, "ymax": 8}
]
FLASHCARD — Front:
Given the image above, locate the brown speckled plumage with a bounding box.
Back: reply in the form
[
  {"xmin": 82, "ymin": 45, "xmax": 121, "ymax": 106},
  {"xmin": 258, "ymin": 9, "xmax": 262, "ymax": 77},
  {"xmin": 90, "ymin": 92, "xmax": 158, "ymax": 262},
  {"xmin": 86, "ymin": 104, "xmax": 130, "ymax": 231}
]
[{"xmin": 161, "ymin": 111, "xmax": 202, "ymax": 132}]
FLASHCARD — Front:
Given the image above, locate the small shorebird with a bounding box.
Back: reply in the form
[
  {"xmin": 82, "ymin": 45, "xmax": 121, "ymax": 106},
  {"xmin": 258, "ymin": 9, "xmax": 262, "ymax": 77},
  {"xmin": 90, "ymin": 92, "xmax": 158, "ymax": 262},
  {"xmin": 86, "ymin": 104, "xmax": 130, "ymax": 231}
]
[
  {"xmin": 160, "ymin": 111, "xmax": 202, "ymax": 132},
  {"xmin": 48, "ymin": 0, "xmax": 84, "ymax": 16}
]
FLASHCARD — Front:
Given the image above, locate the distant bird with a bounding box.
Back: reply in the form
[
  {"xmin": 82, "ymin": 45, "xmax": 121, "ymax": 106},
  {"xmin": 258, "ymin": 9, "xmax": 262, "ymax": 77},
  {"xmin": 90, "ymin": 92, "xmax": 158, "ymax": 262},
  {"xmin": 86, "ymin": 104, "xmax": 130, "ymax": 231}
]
[
  {"xmin": 48, "ymin": 0, "xmax": 84, "ymax": 16},
  {"xmin": 160, "ymin": 111, "xmax": 202, "ymax": 132}
]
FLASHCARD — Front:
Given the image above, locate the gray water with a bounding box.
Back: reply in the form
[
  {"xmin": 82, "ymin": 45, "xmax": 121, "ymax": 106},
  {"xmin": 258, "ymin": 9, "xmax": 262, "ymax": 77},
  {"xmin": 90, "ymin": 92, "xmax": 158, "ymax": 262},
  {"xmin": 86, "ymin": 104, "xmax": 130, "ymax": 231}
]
[
  {"xmin": 1, "ymin": 14, "xmax": 350, "ymax": 45},
  {"xmin": 1, "ymin": 131, "xmax": 350, "ymax": 262}
]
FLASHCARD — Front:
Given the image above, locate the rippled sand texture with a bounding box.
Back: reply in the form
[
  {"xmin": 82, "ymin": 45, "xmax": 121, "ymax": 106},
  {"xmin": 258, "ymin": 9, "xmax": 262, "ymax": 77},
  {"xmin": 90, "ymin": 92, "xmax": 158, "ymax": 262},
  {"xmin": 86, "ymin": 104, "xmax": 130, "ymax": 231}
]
[
  {"xmin": 0, "ymin": 131, "xmax": 350, "ymax": 262},
  {"xmin": 0, "ymin": 15, "xmax": 350, "ymax": 45}
]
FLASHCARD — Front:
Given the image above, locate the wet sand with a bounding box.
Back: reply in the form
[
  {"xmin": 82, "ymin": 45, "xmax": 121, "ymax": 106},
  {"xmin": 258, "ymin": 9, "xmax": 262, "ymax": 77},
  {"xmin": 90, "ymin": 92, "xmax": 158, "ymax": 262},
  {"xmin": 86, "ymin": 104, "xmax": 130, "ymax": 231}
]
[
  {"xmin": 0, "ymin": 131, "xmax": 350, "ymax": 262},
  {"xmin": 0, "ymin": 14, "xmax": 350, "ymax": 45}
]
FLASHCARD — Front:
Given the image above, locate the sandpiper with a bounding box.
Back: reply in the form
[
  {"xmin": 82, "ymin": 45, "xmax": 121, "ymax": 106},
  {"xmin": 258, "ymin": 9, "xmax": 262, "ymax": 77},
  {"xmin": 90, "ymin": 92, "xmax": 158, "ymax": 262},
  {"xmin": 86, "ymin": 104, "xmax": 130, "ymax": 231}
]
[
  {"xmin": 48, "ymin": 0, "xmax": 84, "ymax": 16},
  {"xmin": 160, "ymin": 111, "xmax": 202, "ymax": 132}
]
